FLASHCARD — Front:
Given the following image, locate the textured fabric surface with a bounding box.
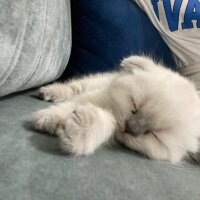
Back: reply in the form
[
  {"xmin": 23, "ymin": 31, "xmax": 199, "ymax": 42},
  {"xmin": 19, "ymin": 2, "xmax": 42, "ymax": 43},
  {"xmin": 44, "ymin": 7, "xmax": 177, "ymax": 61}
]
[
  {"xmin": 62, "ymin": 0, "xmax": 175, "ymax": 79},
  {"xmin": 0, "ymin": 0, "xmax": 71, "ymax": 97},
  {"xmin": 0, "ymin": 90, "xmax": 200, "ymax": 200}
]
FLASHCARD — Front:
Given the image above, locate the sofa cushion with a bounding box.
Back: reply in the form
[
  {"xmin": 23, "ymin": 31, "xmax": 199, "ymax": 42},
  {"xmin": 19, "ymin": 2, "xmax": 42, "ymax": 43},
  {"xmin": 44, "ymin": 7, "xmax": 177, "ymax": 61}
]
[
  {"xmin": 0, "ymin": 90, "xmax": 200, "ymax": 200},
  {"xmin": 0, "ymin": 0, "xmax": 71, "ymax": 97},
  {"xmin": 62, "ymin": 0, "xmax": 175, "ymax": 78}
]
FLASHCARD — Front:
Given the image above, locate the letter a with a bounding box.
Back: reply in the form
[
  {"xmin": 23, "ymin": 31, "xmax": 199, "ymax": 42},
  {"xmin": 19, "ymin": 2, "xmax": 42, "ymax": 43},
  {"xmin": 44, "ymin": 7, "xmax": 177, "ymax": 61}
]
[{"xmin": 182, "ymin": 0, "xmax": 200, "ymax": 29}]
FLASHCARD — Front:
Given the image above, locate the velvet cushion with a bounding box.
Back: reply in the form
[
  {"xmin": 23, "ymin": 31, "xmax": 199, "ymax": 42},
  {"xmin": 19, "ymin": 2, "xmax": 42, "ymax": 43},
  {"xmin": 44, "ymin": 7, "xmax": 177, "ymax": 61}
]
[
  {"xmin": 0, "ymin": 0, "xmax": 71, "ymax": 97},
  {"xmin": 0, "ymin": 90, "xmax": 200, "ymax": 200},
  {"xmin": 62, "ymin": 0, "xmax": 175, "ymax": 78}
]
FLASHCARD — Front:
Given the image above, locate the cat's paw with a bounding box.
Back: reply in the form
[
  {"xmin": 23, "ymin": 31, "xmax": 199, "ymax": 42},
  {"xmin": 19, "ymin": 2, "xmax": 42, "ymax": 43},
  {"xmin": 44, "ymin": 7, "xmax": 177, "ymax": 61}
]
[
  {"xmin": 57, "ymin": 104, "xmax": 96, "ymax": 155},
  {"xmin": 121, "ymin": 56, "xmax": 146, "ymax": 72},
  {"xmin": 121, "ymin": 55, "xmax": 156, "ymax": 72},
  {"xmin": 32, "ymin": 108, "xmax": 62, "ymax": 135},
  {"xmin": 39, "ymin": 84, "xmax": 73, "ymax": 103}
]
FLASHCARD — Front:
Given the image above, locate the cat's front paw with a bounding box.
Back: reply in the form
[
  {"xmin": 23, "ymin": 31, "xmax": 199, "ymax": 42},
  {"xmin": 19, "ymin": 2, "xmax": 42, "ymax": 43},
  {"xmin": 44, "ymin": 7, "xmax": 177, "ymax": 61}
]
[
  {"xmin": 32, "ymin": 108, "xmax": 62, "ymax": 135},
  {"xmin": 57, "ymin": 104, "xmax": 96, "ymax": 155},
  {"xmin": 39, "ymin": 84, "xmax": 73, "ymax": 103}
]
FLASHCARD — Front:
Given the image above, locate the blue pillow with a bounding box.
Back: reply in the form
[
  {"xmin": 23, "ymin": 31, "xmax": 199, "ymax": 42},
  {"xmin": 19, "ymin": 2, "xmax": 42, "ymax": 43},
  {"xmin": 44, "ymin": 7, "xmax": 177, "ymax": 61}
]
[{"xmin": 62, "ymin": 0, "xmax": 175, "ymax": 78}]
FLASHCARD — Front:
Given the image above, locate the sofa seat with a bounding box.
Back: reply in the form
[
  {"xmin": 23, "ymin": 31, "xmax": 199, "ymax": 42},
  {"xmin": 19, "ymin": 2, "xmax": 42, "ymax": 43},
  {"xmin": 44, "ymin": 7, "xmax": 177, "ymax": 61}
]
[{"xmin": 0, "ymin": 90, "xmax": 200, "ymax": 200}]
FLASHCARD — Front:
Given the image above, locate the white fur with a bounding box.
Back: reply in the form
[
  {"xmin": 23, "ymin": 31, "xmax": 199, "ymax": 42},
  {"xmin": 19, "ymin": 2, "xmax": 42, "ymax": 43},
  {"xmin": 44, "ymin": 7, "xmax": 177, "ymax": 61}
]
[{"xmin": 32, "ymin": 56, "xmax": 200, "ymax": 163}]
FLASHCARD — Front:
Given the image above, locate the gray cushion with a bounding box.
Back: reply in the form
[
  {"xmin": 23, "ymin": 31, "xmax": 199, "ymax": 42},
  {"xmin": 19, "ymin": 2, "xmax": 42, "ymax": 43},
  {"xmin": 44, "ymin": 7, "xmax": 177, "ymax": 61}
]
[
  {"xmin": 0, "ymin": 90, "xmax": 200, "ymax": 200},
  {"xmin": 0, "ymin": 0, "xmax": 71, "ymax": 97}
]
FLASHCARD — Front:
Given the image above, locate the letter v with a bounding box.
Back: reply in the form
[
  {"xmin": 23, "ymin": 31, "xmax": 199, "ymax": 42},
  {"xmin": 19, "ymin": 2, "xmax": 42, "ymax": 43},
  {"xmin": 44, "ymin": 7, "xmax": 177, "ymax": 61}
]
[{"xmin": 163, "ymin": 0, "xmax": 183, "ymax": 32}]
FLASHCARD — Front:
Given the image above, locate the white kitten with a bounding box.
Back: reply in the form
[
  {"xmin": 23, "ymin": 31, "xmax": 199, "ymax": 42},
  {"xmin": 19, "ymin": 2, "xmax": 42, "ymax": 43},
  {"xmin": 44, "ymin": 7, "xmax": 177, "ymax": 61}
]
[{"xmin": 32, "ymin": 56, "xmax": 200, "ymax": 163}]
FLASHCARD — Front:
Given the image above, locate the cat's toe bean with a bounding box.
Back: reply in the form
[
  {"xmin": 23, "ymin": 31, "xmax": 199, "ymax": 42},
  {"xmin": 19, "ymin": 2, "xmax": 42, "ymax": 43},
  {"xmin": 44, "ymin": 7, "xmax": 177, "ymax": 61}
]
[
  {"xmin": 57, "ymin": 104, "xmax": 97, "ymax": 155},
  {"xmin": 39, "ymin": 87, "xmax": 56, "ymax": 102},
  {"xmin": 71, "ymin": 105, "xmax": 94, "ymax": 126}
]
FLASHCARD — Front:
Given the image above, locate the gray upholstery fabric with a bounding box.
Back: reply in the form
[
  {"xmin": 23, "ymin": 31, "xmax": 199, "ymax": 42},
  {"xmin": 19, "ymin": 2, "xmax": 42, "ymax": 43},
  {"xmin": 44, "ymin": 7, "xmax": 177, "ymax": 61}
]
[
  {"xmin": 0, "ymin": 90, "xmax": 200, "ymax": 200},
  {"xmin": 0, "ymin": 0, "xmax": 71, "ymax": 97}
]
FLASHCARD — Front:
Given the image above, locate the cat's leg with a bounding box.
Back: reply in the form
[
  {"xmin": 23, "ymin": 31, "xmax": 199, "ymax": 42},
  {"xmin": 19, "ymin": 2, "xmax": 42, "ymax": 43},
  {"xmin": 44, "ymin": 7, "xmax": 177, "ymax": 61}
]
[
  {"xmin": 57, "ymin": 103, "xmax": 116, "ymax": 155},
  {"xmin": 33, "ymin": 88, "xmax": 111, "ymax": 136},
  {"xmin": 116, "ymin": 132, "xmax": 173, "ymax": 162},
  {"xmin": 39, "ymin": 73, "xmax": 117, "ymax": 103},
  {"xmin": 121, "ymin": 55, "xmax": 165, "ymax": 73}
]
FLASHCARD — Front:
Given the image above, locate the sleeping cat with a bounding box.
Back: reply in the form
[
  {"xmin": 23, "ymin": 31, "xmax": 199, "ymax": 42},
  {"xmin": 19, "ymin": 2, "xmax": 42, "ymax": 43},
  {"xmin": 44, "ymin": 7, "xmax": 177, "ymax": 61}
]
[{"xmin": 32, "ymin": 56, "xmax": 200, "ymax": 163}]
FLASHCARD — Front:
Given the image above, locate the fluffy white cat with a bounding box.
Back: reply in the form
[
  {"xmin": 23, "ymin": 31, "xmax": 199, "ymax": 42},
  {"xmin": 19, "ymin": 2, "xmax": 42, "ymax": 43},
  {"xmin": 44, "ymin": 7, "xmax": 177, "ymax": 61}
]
[{"xmin": 32, "ymin": 56, "xmax": 200, "ymax": 163}]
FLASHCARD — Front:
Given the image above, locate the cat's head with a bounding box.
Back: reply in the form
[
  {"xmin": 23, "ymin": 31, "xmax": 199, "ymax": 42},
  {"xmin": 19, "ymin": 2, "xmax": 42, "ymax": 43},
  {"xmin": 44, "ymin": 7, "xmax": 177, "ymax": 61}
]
[
  {"xmin": 109, "ymin": 72, "xmax": 200, "ymax": 163},
  {"xmin": 110, "ymin": 73, "xmax": 175, "ymax": 136}
]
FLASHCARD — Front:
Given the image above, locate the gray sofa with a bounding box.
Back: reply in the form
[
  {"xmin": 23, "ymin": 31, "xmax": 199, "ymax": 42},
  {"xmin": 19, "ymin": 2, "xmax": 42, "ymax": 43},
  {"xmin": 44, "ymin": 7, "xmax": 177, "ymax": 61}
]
[
  {"xmin": 0, "ymin": 0, "xmax": 71, "ymax": 97},
  {"xmin": 0, "ymin": 1, "xmax": 200, "ymax": 200}
]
